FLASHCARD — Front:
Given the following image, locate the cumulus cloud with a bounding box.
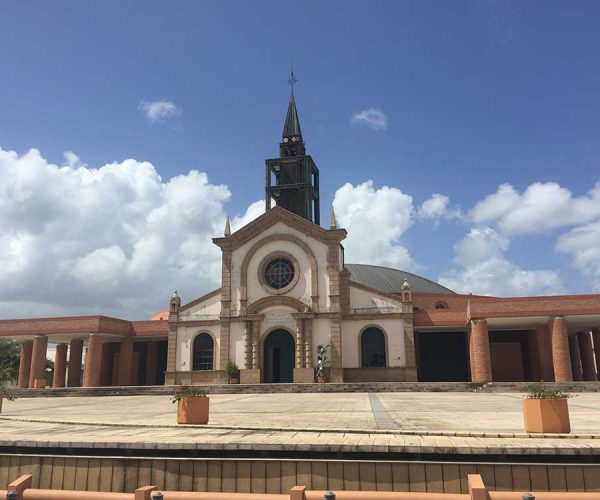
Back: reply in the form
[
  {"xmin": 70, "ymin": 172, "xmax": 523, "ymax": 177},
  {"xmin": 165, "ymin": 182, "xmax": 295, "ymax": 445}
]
[
  {"xmin": 333, "ymin": 180, "xmax": 415, "ymax": 270},
  {"xmin": 350, "ymin": 107, "xmax": 388, "ymax": 131},
  {"xmin": 439, "ymin": 227, "xmax": 564, "ymax": 296},
  {"xmin": 0, "ymin": 146, "xmax": 259, "ymax": 319},
  {"xmin": 418, "ymin": 193, "xmax": 461, "ymax": 223},
  {"xmin": 469, "ymin": 182, "xmax": 600, "ymax": 234},
  {"xmin": 557, "ymin": 221, "xmax": 600, "ymax": 291},
  {"xmin": 138, "ymin": 100, "xmax": 181, "ymax": 123}
]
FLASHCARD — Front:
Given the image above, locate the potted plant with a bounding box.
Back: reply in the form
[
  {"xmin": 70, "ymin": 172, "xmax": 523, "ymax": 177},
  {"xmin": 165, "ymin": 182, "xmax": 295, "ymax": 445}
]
[
  {"xmin": 315, "ymin": 344, "xmax": 330, "ymax": 383},
  {"xmin": 171, "ymin": 385, "xmax": 209, "ymax": 424},
  {"xmin": 226, "ymin": 360, "xmax": 240, "ymax": 384},
  {"xmin": 523, "ymin": 383, "xmax": 571, "ymax": 433}
]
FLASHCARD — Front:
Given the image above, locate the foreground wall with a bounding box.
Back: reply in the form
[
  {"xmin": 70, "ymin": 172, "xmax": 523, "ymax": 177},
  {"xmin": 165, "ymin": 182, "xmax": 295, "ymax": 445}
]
[{"xmin": 2, "ymin": 454, "xmax": 599, "ymax": 494}]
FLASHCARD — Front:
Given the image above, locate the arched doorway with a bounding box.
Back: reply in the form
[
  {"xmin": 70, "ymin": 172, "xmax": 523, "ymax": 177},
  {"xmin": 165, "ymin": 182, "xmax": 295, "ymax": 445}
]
[
  {"xmin": 361, "ymin": 327, "xmax": 387, "ymax": 367},
  {"xmin": 263, "ymin": 329, "xmax": 295, "ymax": 383}
]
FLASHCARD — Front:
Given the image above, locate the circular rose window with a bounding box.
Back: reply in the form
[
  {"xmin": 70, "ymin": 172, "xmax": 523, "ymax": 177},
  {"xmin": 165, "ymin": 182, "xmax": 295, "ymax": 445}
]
[{"xmin": 264, "ymin": 257, "xmax": 295, "ymax": 289}]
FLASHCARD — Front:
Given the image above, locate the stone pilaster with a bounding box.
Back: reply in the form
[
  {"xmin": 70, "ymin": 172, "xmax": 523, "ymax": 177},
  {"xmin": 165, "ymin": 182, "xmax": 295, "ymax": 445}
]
[
  {"xmin": 569, "ymin": 334, "xmax": 583, "ymax": 381},
  {"xmin": 244, "ymin": 321, "xmax": 252, "ymax": 369},
  {"xmin": 578, "ymin": 331, "xmax": 596, "ymax": 381},
  {"xmin": 295, "ymin": 319, "xmax": 305, "ymax": 368},
  {"xmin": 550, "ymin": 317, "xmax": 573, "ymax": 382},
  {"xmin": 52, "ymin": 343, "xmax": 68, "ymax": 388},
  {"xmin": 67, "ymin": 338, "xmax": 83, "ymax": 387},
  {"xmin": 29, "ymin": 335, "xmax": 48, "ymax": 388},
  {"xmin": 305, "ymin": 318, "xmax": 313, "ymax": 368},
  {"xmin": 469, "ymin": 319, "xmax": 492, "ymax": 383},
  {"xmin": 83, "ymin": 334, "xmax": 103, "ymax": 388},
  {"xmin": 402, "ymin": 316, "xmax": 418, "ymax": 381},
  {"xmin": 17, "ymin": 340, "xmax": 33, "ymax": 389},
  {"xmin": 329, "ymin": 316, "xmax": 344, "ymax": 382}
]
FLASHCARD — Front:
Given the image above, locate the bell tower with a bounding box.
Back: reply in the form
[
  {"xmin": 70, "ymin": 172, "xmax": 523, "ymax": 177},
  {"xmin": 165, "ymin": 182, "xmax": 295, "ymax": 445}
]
[{"xmin": 265, "ymin": 73, "xmax": 320, "ymax": 224}]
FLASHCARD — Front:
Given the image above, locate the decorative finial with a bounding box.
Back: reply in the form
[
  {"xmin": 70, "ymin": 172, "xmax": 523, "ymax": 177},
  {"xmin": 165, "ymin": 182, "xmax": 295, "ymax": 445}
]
[
  {"xmin": 170, "ymin": 290, "xmax": 181, "ymax": 313},
  {"xmin": 224, "ymin": 216, "xmax": 231, "ymax": 237},
  {"xmin": 330, "ymin": 206, "xmax": 337, "ymax": 229},
  {"xmin": 287, "ymin": 68, "xmax": 298, "ymax": 95},
  {"xmin": 402, "ymin": 279, "xmax": 411, "ymax": 290}
]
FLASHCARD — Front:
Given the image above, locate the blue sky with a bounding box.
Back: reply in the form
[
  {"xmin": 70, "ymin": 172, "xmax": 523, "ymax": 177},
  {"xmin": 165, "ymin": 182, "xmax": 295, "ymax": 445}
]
[{"xmin": 1, "ymin": 1, "xmax": 600, "ymax": 318}]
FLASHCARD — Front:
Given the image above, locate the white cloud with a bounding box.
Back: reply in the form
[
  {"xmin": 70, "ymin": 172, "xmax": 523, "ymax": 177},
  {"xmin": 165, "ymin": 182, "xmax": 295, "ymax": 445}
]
[
  {"xmin": 333, "ymin": 180, "xmax": 415, "ymax": 270},
  {"xmin": 439, "ymin": 227, "xmax": 564, "ymax": 296},
  {"xmin": 0, "ymin": 146, "xmax": 257, "ymax": 319},
  {"xmin": 556, "ymin": 221, "xmax": 600, "ymax": 291},
  {"xmin": 138, "ymin": 100, "xmax": 181, "ymax": 123},
  {"xmin": 418, "ymin": 193, "xmax": 461, "ymax": 223},
  {"xmin": 231, "ymin": 200, "xmax": 264, "ymax": 232},
  {"xmin": 469, "ymin": 182, "xmax": 600, "ymax": 235},
  {"xmin": 350, "ymin": 107, "xmax": 388, "ymax": 131}
]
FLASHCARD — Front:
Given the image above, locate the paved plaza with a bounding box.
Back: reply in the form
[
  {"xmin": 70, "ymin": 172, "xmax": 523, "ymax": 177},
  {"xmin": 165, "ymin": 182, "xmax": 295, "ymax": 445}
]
[{"xmin": 1, "ymin": 392, "xmax": 600, "ymax": 455}]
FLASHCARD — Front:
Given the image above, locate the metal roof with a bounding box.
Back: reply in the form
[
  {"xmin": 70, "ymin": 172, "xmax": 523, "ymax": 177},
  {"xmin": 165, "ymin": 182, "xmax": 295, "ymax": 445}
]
[
  {"xmin": 346, "ymin": 264, "xmax": 455, "ymax": 295},
  {"xmin": 282, "ymin": 94, "xmax": 302, "ymax": 138}
]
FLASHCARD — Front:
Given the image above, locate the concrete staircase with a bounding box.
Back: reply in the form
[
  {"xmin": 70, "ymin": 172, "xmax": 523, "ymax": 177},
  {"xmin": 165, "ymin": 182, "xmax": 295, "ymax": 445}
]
[{"xmin": 12, "ymin": 380, "xmax": 600, "ymax": 397}]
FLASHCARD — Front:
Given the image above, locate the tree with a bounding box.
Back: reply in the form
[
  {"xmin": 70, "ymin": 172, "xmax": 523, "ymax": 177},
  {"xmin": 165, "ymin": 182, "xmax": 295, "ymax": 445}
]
[{"xmin": 0, "ymin": 340, "xmax": 21, "ymax": 381}]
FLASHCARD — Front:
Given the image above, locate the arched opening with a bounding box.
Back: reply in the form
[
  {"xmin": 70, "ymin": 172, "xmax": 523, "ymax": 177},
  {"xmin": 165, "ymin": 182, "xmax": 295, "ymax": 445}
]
[
  {"xmin": 361, "ymin": 327, "xmax": 387, "ymax": 367},
  {"xmin": 263, "ymin": 329, "xmax": 295, "ymax": 383},
  {"xmin": 193, "ymin": 333, "xmax": 214, "ymax": 371}
]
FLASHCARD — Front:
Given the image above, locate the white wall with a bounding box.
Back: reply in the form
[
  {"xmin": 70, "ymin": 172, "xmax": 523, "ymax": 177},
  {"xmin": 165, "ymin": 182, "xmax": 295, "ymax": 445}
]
[
  {"xmin": 341, "ymin": 319, "xmax": 405, "ymax": 368},
  {"xmin": 176, "ymin": 325, "xmax": 220, "ymax": 371}
]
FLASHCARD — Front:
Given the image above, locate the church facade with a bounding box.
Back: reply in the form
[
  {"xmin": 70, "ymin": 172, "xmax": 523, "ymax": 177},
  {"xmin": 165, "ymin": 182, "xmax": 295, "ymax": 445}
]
[{"xmin": 2, "ymin": 93, "xmax": 600, "ymax": 388}]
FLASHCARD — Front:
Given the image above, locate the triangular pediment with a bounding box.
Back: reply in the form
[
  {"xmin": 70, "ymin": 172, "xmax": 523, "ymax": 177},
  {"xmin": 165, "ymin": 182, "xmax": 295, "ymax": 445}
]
[{"xmin": 213, "ymin": 206, "xmax": 346, "ymax": 250}]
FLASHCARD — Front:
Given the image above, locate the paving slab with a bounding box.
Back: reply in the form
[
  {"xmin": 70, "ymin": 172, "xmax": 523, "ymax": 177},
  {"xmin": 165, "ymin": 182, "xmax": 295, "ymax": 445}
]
[{"xmin": 2, "ymin": 392, "xmax": 600, "ymax": 456}]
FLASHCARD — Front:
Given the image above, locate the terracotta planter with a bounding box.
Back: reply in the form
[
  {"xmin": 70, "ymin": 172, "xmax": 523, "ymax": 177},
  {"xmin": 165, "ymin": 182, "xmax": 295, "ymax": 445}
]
[
  {"xmin": 523, "ymin": 398, "xmax": 570, "ymax": 433},
  {"xmin": 228, "ymin": 377, "xmax": 240, "ymax": 384},
  {"xmin": 177, "ymin": 396, "xmax": 209, "ymax": 424},
  {"xmin": 317, "ymin": 376, "xmax": 326, "ymax": 383}
]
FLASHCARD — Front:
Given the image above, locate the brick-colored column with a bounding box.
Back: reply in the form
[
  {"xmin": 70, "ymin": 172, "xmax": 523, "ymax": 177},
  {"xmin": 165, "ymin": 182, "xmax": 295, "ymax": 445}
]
[
  {"xmin": 67, "ymin": 338, "xmax": 83, "ymax": 387},
  {"xmin": 469, "ymin": 319, "xmax": 492, "ymax": 382},
  {"xmin": 52, "ymin": 343, "xmax": 68, "ymax": 388},
  {"xmin": 578, "ymin": 332, "xmax": 596, "ymax": 381},
  {"xmin": 28, "ymin": 335, "xmax": 48, "ymax": 388},
  {"xmin": 568, "ymin": 335, "xmax": 583, "ymax": 381},
  {"xmin": 550, "ymin": 317, "xmax": 573, "ymax": 382},
  {"xmin": 145, "ymin": 341, "xmax": 158, "ymax": 386},
  {"xmin": 17, "ymin": 340, "xmax": 33, "ymax": 388},
  {"xmin": 118, "ymin": 337, "xmax": 134, "ymax": 386},
  {"xmin": 535, "ymin": 323, "xmax": 555, "ymax": 382},
  {"xmin": 593, "ymin": 328, "xmax": 600, "ymax": 381},
  {"xmin": 83, "ymin": 334, "xmax": 103, "ymax": 387}
]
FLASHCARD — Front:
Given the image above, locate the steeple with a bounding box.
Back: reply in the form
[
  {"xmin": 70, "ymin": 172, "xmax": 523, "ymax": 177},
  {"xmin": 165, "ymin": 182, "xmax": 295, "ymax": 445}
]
[
  {"xmin": 282, "ymin": 94, "xmax": 302, "ymax": 140},
  {"xmin": 265, "ymin": 72, "xmax": 320, "ymax": 225}
]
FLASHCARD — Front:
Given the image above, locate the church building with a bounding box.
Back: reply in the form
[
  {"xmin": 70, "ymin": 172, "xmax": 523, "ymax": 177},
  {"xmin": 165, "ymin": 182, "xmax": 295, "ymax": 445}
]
[{"xmin": 2, "ymin": 92, "xmax": 600, "ymax": 387}]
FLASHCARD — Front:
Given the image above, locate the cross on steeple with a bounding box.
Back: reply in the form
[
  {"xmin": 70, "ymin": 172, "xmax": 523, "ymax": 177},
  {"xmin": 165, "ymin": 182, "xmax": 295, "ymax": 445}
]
[{"xmin": 287, "ymin": 70, "xmax": 298, "ymax": 95}]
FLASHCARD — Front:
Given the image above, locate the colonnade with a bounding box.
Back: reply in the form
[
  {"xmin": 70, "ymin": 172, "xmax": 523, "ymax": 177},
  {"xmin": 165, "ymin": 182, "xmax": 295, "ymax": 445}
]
[
  {"xmin": 16, "ymin": 335, "xmax": 163, "ymax": 388},
  {"xmin": 468, "ymin": 317, "xmax": 600, "ymax": 383}
]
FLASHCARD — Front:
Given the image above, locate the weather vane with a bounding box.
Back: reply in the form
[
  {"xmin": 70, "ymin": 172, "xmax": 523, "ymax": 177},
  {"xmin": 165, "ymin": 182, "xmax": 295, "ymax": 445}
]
[{"xmin": 287, "ymin": 69, "xmax": 298, "ymax": 94}]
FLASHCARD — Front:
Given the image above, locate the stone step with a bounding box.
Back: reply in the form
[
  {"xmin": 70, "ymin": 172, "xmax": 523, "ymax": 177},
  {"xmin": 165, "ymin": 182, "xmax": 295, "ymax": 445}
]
[{"xmin": 11, "ymin": 380, "xmax": 600, "ymax": 398}]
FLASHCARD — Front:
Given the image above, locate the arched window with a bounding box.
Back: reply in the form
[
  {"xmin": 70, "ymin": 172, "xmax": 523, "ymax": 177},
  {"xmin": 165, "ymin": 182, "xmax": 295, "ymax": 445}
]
[
  {"xmin": 361, "ymin": 327, "xmax": 386, "ymax": 368},
  {"xmin": 434, "ymin": 301, "xmax": 448, "ymax": 309},
  {"xmin": 193, "ymin": 333, "xmax": 214, "ymax": 371}
]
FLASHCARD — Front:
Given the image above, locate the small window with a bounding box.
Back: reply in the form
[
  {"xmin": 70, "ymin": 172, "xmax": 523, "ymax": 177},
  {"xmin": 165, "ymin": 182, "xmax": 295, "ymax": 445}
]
[
  {"xmin": 434, "ymin": 302, "xmax": 448, "ymax": 309},
  {"xmin": 193, "ymin": 333, "xmax": 214, "ymax": 371}
]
